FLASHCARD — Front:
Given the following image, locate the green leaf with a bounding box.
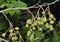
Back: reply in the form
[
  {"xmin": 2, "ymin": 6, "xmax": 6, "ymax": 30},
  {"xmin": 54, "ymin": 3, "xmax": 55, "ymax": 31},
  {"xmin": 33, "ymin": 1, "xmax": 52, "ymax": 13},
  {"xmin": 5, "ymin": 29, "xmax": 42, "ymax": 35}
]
[
  {"xmin": 11, "ymin": 1, "xmax": 27, "ymax": 7},
  {"xmin": 0, "ymin": 0, "xmax": 27, "ymax": 8},
  {"xmin": 34, "ymin": 30, "xmax": 43, "ymax": 39},
  {"xmin": 43, "ymin": 39, "xmax": 49, "ymax": 42},
  {"xmin": 0, "ymin": 0, "xmax": 4, "ymax": 3},
  {"xmin": 52, "ymin": 31, "xmax": 60, "ymax": 42},
  {"xmin": 6, "ymin": 4, "xmax": 13, "ymax": 8},
  {"xmin": 5, "ymin": 10, "xmax": 21, "ymax": 16},
  {"xmin": 33, "ymin": 39, "xmax": 40, "ymax": 42},
  {"xmin": 32, "ymin": 31, "xmax": 43, "ymax": 42},
  {"xmin": 0, "ymin": 23, "xmax": 7, "ymax": 30},
  {"xmin": 0, "ymin": 16, "xmax": 8, "ymax": 30}
]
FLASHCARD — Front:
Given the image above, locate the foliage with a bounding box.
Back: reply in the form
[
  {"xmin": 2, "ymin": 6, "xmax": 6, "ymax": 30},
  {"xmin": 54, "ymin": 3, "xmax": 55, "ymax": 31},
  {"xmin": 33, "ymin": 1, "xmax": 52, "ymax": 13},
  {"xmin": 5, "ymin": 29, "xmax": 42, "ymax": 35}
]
[
  {"xmin": 0, "ymin": 15, "xmax": 8, "ymax": 30},
  {"xmin": 52, "ymin": 31, "xmax": 60, "ymax": 42},
  {"xmin": 0, "ymin": 0, "xmax": 60, "ymax": 42}
]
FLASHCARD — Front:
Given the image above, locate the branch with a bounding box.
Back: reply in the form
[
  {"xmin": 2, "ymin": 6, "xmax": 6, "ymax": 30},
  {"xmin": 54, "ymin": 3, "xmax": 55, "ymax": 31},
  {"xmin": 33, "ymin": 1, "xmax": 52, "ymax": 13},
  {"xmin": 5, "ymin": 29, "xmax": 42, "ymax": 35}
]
[
  {"xmin": 0, "ymin": 0, "xmax": 59, "ymax": 12},
  {"xmin": 0, "ymin": 0, "xmax": 58, "ymax": 28},
  {"xmin": 0, "ymin": 3, "xmax": 38, "ymax": 27},
  {"xmin": 0, "ymin": 0, "xmax": 59, "ymax": 42},
  {"xmin": 0, "ymin": 38, "xmax": 9, "ymax": 42},
  {"xmin": 39, "ymin": 0, "xmax": 59, "ymax": 7},
  {"xmin": 1, "ymin": 12, "xmax": 13, "ymax": 28},
  {"xmin": 0, "ymin": 6, "xmax": 38, "ymax": 12}
]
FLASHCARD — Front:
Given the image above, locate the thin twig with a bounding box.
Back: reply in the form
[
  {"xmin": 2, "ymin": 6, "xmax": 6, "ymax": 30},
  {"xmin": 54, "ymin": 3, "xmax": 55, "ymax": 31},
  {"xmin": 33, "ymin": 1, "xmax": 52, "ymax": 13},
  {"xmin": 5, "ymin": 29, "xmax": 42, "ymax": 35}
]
[
  {"xmin": 1, "ymin": 12, "xmax": 13, "ymax": 28},
  {"xmin": 0, "ymin": 0, "xmax": 59, "ymax": 42},
  {"xmin": 0, "ymin": 7, "xmax": 38, "ymax": 12},
  {"xmin": 18, "ymin": 32, "xmax": 25, "ymax": 42},
  {"xmin": 27, "ymin": 9, "xmax": 34, "ymax": 17},
  {"xmin": 39, "ymin": 0, "xmax": 59, "ymax": 7},
  {"xmin": 36, "ymin": 8, "xmax": 40, "ymax": 17},
  {"xmin": 0, "ymin": 0, "xmax": 58, "ymax": 13},
  {"xmin": 0, "ymin": 38, "xmax": 9, "ymax": 42}
]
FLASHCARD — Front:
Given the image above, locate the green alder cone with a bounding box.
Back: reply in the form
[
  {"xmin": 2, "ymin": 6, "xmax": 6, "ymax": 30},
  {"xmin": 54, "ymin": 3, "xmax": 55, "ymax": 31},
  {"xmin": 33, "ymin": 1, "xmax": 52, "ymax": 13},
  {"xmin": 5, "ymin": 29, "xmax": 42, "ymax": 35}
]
[
  {"xmin": 9, "ymin": 33, "xmax": 15, "ymax": 37},
  {"xmin": 37, "ymin": 21, "xmax": 41, "ymax": 25},
  {"xmin": 42, "ymin": 11, "xmax": 46, "ymax": 15},
  {"xmin": 12, "ymin": 36, "xmax": 18, "ymax": 41},
  {"xmin": 15, "ymin": 27, "xmax": 19, "ymax": 31},
  {"xmin": 25, "ymin": 24, "xmax": 29, "ymax": 27},
  {"xmin": 33, "ymin": 21, "xmax": 37, "ymax": 26},
  {"xmin": 37, "ymin": 21, "xmax": 43, "ymax": 25},
  {"xmin": 49, "ymin": 25, "xmax": 54, "ymax": 31},
  {"xmin": 31, "ymin": 24, "xmax": 35, "ymax": 27},
  {"xmin": 9, "ymin": 29, "xmax": 14, "ymax": 33},
  {"xmin": 49, "ymin": 14, "xmax": 54, "ymax": 19},
  {"xmin": 50, "ymin": 20, "xmax": 54, "ymax": 24},
  {"xmin": 32, "ymin": 27, "xmax": 36, "ymax": 30},
  {"xmin": 27, "ymin": 31, "xmax": 31, "ymax": 36},
  {"xmin": 26, "ymin": 19, "xmax": 32, "ymax": 24},
  {"xmin": 45, "ymin": 23, "xmax": 50, "ymax": 28},
  {"xmin": 49, "ymin": 27, "xmax": 54, "ymax": 31},
  {"xmin": 30, "ymin": 33, "xmax": 34, "ymax": 41},
  {"xmin": 38, "ymin": 28, "xmax": 42, "ymax": 31},
  {"xmin": 2, "ymin": 33, "xmax": 6, "ymax": 37},
  {"xmin": 37, "ymin": 17, "xmax": 41, "ymax": 20},
  {"xmin": 42, "ymin": 17, "xmax": 47, "ymax": 22}
]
